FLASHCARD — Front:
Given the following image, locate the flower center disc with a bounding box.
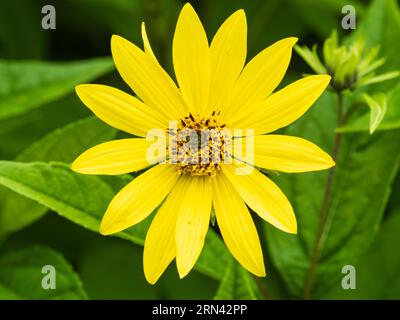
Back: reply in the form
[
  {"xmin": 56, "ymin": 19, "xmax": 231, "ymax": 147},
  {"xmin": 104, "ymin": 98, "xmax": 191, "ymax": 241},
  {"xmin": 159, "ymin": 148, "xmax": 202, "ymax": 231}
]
[{"xmin": 171, "ymin": 112, "xmax": 229, "ymax": 176}]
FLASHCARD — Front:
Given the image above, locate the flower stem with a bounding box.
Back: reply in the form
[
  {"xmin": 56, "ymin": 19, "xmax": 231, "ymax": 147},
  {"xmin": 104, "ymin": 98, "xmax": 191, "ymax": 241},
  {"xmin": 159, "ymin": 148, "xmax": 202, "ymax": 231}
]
[
  {"xmin": 303, "ymin": 92, "xmax": 345, "ymax": 300},
  {"xmin": 254, "ymin": 275, "xmax": 271, "ymax": 300}
]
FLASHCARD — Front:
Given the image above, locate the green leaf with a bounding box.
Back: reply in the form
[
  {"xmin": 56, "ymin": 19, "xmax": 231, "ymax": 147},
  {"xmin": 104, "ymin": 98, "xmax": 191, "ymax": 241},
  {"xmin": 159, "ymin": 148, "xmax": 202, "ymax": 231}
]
[
  {"xmin": 0, "ymin": 246, "xmax": 87, "ymax": 299},
  {"xmin": 337, "ymin": 85, "xmax": 400, "ymax": 133},
  {"xmin": 77, "ymin": 240, "xmax": 218, "ymax": 299},
  {"xmin": 0, "ymin": 57, "xmax": 114, "ymax": 121},
  {"xmin": 16, "ymin": 117, "xmax": 116, "ymax": 162},
  {"xmin": 214, "ymin": 259, "xmax": 261, "ymax": 300},
  {"xmin": 358, "ymin": 57, "xmax": 386, "ymax": 78},
  {"xmin": 0, "ymin": 94, "xmax": 89, "ymax": 159},
  {"xmin": 363, "ymin": 93, "xmax": 387, "ymax": 134},
  {"xmin": 196, "ymin": 232, "xmax": 231, "ymax": 281},
  {"xmin": 265, "ymin": 91, "xmax": 400, "ymax": 298},
  {"xmin": 0, "ymin": 117, "xmax": 117, "ymax": 236},
  {"xmin": 294, "ymin": 45, "xmax": 327, "ymax": 74},
  {"xmin": 357, "ymin": 71, "xmax": 400, "ymax": 87},
  {"xmin": 0, "ymin": 161, "xmax": 146, "ymax": 243},
  {"xmin": 323, "ymin": 208, "xmax": 400, "ymax": 299},
  {"xmin": 0, "ymin": 161, "xmax": 229, "ymax": 281},
  {"xmin": 322, "ymin": 30, "xmax": 338, "ymax": 68}
]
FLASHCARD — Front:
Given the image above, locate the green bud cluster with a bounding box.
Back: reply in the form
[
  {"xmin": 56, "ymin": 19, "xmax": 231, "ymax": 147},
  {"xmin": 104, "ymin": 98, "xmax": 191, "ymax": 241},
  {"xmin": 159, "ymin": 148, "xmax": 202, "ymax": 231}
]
[{"xmin": 295, "ymin": 30, "xmax": 399, "ymax": 92}]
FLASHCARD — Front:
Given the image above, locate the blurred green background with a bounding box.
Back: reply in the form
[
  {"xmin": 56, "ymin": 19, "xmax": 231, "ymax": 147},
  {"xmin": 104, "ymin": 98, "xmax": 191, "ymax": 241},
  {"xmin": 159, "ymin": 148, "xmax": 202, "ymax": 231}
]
[{"xmin": 0, "ymin": 0, "xmax": 399, "ymax": 300}]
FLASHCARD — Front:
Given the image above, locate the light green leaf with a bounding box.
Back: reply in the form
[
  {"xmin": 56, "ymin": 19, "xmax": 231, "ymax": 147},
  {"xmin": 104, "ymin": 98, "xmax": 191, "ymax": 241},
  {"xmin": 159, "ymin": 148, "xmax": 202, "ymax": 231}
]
[
  {"xmin": 358, "ymin": 57, "xmax": 385, "ymax": 78},
  {"xmin": 214, "ymin": 259, "xmax": 261, "ymax": 300},
  {"xmin": 337, "ymin": 85, "xmax": 400, "ymax": 133},
  {"xmin": 0, "ymin": 246, "xmax": 87, "ymax": 299},
  {"xmin": 322, "ymin": 30, "xmax": 338, "ymax": 69},
  {"xmin": 0, "ymin": 161, "xmax": 229, "ymax": 281},
  {"xmin": 357, "ymin": 71, "xmax": 400, "ymax": 87},
  {"xmin": 294, "ymin": 45, "xmax": 327, "ymax": 74},
  {"xmin": 0, "ymin": 57, "xmax": 114, "ymax": 121},
  {"xmin": 265, "ymin": 90, "xmax": 400, "ymax": 298},
  {"xmin": 0, "ymin": 117, "xmax": 117, "ymax": 236},
  {"xmin": 363, "ymin": 93, "xmax": 387, "ymax": 134}
]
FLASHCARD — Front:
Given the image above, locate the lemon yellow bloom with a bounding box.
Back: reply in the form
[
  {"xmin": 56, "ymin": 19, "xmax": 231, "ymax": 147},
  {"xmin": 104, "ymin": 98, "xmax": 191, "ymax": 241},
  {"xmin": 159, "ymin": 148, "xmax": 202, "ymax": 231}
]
[{"xmin": 71, "ymin": 3, "xmax": 334, "ymax": 284}]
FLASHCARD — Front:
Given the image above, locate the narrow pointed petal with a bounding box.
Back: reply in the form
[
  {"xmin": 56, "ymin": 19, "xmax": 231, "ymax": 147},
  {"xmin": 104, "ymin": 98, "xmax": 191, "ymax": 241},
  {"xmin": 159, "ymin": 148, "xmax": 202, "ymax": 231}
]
[
  {"xmin": 144, "ymin": 175, "xmax": 190, "ymax": 284},
  {"xmin": 111, "ymin": 35, "xmax": 187, "ymax": 120},
  {"xmin": 212, "ymin": 173, "xmax": 265, "ymax": 276},
  {"xmin": 209, "ymin": 9, "xmax": 247, "ymax": 111},
  {"xmin": 222, "ymin": 37, "xmax": 298, "ymax": 122},
  {"xmin": 141, "ymin": 22, "xmax": 157, "ymax": 62},
  {"xmin": 173, "ymin": 3, "xmax": 210, "ymax": 115},
  {"xmin": 176, "ymin": 176, "xmax": 212, "ymax": 278},
  {"xmin": 235, "ymin": 135, "xmax": 335, "ymax": 173},
  {"xmin": 71, "ymin": 138, "xmax": 165, "ymax": 175},
  {"xmin": 231, "ymin": 75, "xmax": 331, "ymax": 133},
  {"xmin": 100, "ymin": 164, "xmax": 178, "ymax": 235},
  {"xmin": 76, "ymin": 84, "xmax": 167, "ymax": 137},
  {"xmin": 222, "ymin": 165, "xmax": 297, "ymax": 234}
]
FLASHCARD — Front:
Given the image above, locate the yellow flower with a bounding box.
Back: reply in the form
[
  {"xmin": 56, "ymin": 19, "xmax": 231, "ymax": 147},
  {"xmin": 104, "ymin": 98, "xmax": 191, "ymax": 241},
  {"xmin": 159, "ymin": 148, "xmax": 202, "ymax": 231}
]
[{"xmin": 71, "ymin": 3, "xmax": 334, "ymax": 284}]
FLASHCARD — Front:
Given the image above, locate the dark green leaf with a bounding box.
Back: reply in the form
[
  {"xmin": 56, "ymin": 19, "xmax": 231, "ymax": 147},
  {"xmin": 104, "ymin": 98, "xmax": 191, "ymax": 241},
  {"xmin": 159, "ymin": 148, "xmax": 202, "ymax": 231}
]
[
  {"xmin": 0, "ymin": 94, "xmax": 89, "ymax": 159},
  {"xmin": 0, "ymin": 246, "xmax": 87, "ymax": 299},
  {"xmin": 323, "ymin": 208, "xmax": 400, "ymax": 299}
]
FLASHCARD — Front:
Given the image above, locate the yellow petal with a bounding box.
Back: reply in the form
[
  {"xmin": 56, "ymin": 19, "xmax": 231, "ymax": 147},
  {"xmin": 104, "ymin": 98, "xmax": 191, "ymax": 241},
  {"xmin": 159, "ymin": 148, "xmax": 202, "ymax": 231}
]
[
  {"xmin": 222, "ymin": 165, "xmax": 297, "ymax": 234},
  {"xmin": 235, "ymin": 135, "xmax": 335, "ymax": 173},
  {"xmin": 141, "ymin": 22, "xmax": 157, "ymax": 62},
  {"xmin": 71, "ymin": 138, "xmax": 165, "ymax": 175},
  {"xmin": 75, "ymin": 84, "xmax": 166, "ymax": 137},
  {"xmin": 100, "ymin": 164, "xmax": 178, "ymax": 235},
  {"xmin": 176, "ymin": 176, "xmax": 212, "ymax": 278},
  {"xmin": 221, "ymin": 37, "xmax": 298, "ymax": 123},
  {"xmin": 173, "ymin": 3, "xmax": 210, "ymax": 115},
  {"xmin": 111, "ymin": 35, "xmax": 187, "ymax": 120},
  {"xmin": 231, "ymin": 75, "xmax": 331, "ymax": 133},
  {"xmin": 212, "ymin": 173, "xmax": 265, "ymax": 276},
  {"xmin": 144, "ymin": 175, "xmax": 190, "ymax": 284},
  {"xmin": 209, "ymin": 9, "xmax": 247, "ymax": 111}
]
